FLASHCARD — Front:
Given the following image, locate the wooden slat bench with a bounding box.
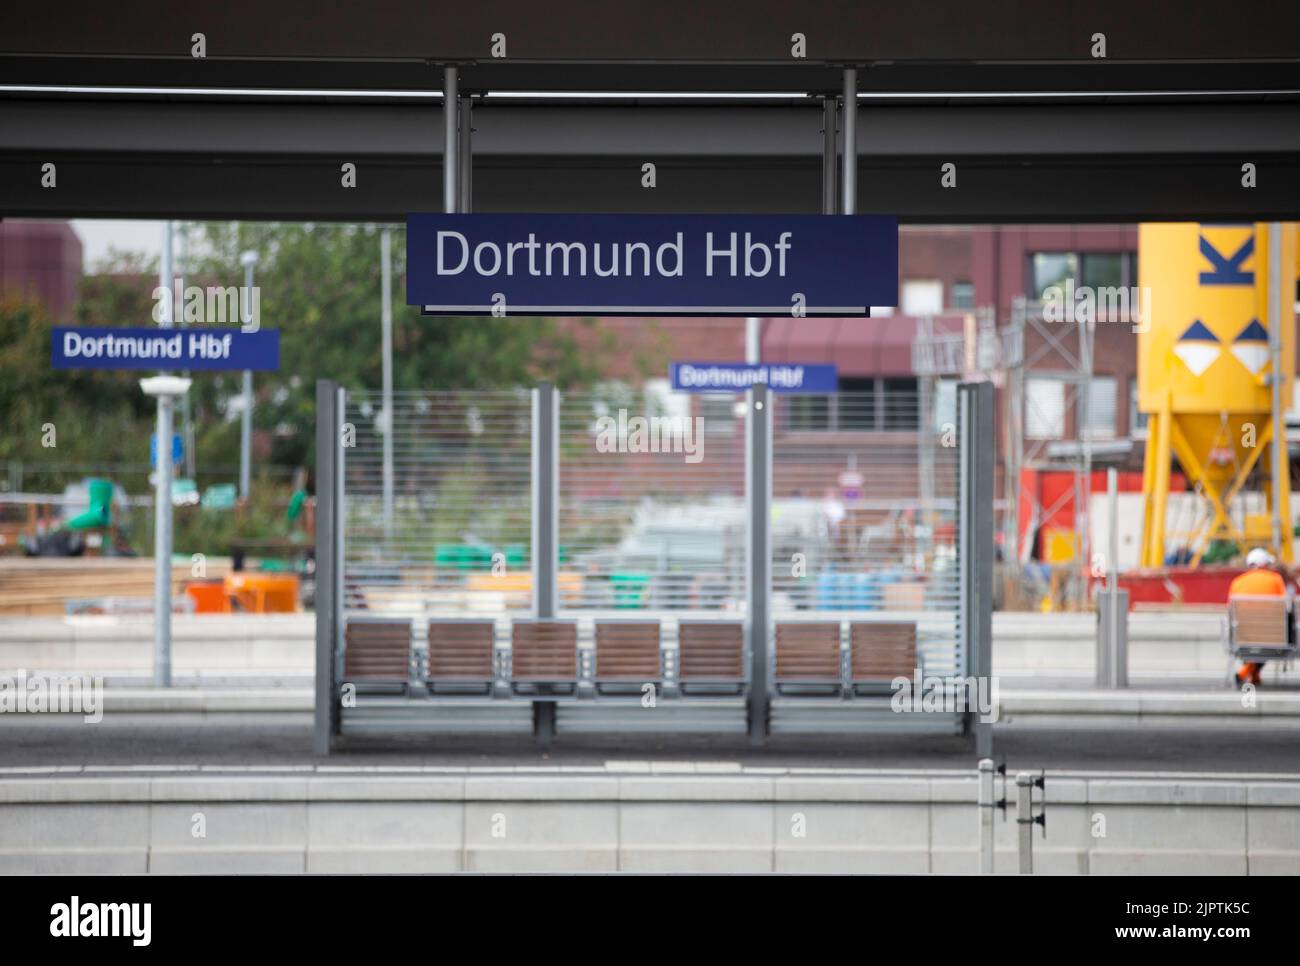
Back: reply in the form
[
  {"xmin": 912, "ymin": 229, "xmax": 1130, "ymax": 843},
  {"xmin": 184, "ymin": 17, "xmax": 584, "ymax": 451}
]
[
  {"xmin": 343, "ymin": 617, "xmax": 412, "ymax": 691},
  {"xmin": 510, "ymin": 619, "xmax": 579, "ymax": 693},
  {"xmin": 1229, "ymin": 596, "xmax": 1296, "ymax": 659},
  {"xmin": 427, "ymin": 619, "xmax": 496, "ymax": 694},
  {"xmin": 594, "ymin": 620, "xmax": 662, "ymax": 693},
  {"xmin": 774, "ymin": 621, "xmax": 842, "ymax": 694},
  {"xmin": 850, "ymin": 621, "xmax": 917, "ymax": 693},
  {"xmin": 677, "ymin": 620, "xmax": 745, "ymax": 694}
]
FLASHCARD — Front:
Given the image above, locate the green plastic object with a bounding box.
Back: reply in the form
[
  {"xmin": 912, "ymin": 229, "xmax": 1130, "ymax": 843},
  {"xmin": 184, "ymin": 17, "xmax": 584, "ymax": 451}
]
[
  {"xmin": 287, "ymin": 489, "xmax": 306, "ymax": 521},
  {"xmin": 64, "ymin": 478, "xmax": 113, "ymax": 531},
  {"xmin": 201, "ymin": 484, "xmax": 238, "ymax": 509},
  {"xmin": 435, "ymin": 543, "xmax": 494, "ymax": 571},
  {"xmin": 609, "ymin": 572, "xmax": 651, "ymax": 609}
]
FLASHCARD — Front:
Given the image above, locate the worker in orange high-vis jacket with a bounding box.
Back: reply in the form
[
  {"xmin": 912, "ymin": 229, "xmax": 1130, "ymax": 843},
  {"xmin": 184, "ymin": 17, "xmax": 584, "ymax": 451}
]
[{"xmin": 1229, "ymin": 548, "xmax": 1291, "ymax": 687}]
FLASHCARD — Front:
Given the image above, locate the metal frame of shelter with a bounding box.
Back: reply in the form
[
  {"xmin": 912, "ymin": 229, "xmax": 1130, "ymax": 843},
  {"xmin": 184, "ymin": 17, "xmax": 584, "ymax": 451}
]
[{"xmin": 314, "ymin": 378, "xmax": 994, "ymax": 753}]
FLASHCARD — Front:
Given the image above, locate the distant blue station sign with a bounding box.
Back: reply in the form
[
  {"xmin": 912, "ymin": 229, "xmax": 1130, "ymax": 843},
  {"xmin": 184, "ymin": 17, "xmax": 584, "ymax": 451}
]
[
  {"xmin": 52, "ymin": 327, "xmax": 280, "ymax": 371},
  {"xmin": 670, "ymin": 362, "xmax": 839, "ymax": 393},
  {"xmin": 407, "ymin": 213, "xmax": 898, "ymax": 317}
]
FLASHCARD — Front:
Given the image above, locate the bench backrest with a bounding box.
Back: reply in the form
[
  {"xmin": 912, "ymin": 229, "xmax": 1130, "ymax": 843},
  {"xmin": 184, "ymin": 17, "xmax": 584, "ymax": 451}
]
[
  {"xmin": 1230, "ymin": 596, "xmax": 1290, "ymax": 648},
  {"xmin": 427, "ymin": 620, "xmax": 496, "ymax": 681},
  {"xmin": 343, "ymin": 618, "xmax": 411, "ymax": 680},
  {"xmin": 677, "ymin": 621, "xmax": 745, "ymax": 682},
  {"xmin": 511, "ymin": 620, "xmax": 578, "ymax": 681},
  {"xmin": 595, "ymin": 621, "xmax": 661, "ymax": 681},
  {"xmin": 850, "ymin": 621, "xmax": 917, "ymax": 682},
  {"xmin": 774, "ymin": 622, "xmax": 841, "ymax": 681}
]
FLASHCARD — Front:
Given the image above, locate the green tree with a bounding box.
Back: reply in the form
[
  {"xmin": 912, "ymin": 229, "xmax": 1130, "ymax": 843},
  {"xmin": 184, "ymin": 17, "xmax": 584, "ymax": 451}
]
[
  {"xmin": 0, "ymin": 275, "xmax": 155, "ymax": 484},
  {"xmin": 181, "ymin": 221, "xmax": 616, "ymax": 471}
]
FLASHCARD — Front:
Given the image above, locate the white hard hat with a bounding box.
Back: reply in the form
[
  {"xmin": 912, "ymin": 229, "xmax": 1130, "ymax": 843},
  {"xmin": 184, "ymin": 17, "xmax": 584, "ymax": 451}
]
[{"xmin": 1246, "ymin": 548, "xmax": 1276, "ymax": 568}]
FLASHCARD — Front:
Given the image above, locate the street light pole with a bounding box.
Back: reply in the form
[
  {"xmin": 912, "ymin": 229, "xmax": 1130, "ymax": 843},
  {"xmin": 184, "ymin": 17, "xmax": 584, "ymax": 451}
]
[
  {"xmin": 179, "ymin": 224, "xmax": 196, "ymax": 480},
  {"xmin": 152, "ymin": 221, "xmax": 175, "ymax": 687},
  {"xmin": 239, "ymin": 249, "xmax": 259, "ymax": 501}
]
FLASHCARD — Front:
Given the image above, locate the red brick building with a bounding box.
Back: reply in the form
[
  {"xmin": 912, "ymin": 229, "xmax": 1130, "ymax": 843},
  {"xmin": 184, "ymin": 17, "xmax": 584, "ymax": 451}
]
[{"xmin": 0, "ymin": 220, "xmax": 82, "ymax": 322}]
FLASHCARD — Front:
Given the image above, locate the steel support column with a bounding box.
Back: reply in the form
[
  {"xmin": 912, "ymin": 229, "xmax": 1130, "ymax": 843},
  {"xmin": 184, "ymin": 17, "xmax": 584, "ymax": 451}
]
[
  {"xmin": 530, "ymin": 382, "xmax": 560, "ymax": 744},
  {"xmin": 459, "ymin": 93, "xmax": 473, "ymax": 213},
  {"xmin": 959, "ymin": 380, "xmax": 995, "ymax": 757},
  {"xmin": 531, "ymin": 383, "xmax": 559, "ymax": 620},
  {"xmin": 1016, "ymin": 771, "xmax": 1034, "ymax": 874},
  {"xmin": 821, "ymin": 95, "xmax": 838, "ymax": 215},
  {"xmin": 841, "ymin": 68, "xmax": 857, "ymax": 215},
  {"xmin": 314, "ymin": 379, "xmax": 343, "ymax": 755},
  {"xmin": 746, "ymin": 383, "xmax": 772, "ymax": 743},
  {"xmin": 380, "ymin": 228, "xmax": 394, "ymax": 541},
  {"xmin": 978, "ymin": 757, "xmax": 995, "ymax": 874},
  {"xmin": 443, "ymin": 66, "xmax": 459, "ymax": 213}
]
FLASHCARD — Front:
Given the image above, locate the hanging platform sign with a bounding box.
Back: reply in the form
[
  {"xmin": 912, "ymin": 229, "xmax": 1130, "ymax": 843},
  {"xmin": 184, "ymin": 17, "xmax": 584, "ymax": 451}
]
[
  {"xmin": 670, "ymin": 362, "xmax": 839, "ymax": 393},
  {"xmin": 407, "ymin": 213, "xmax": 897, "ymax": 317},
  {"xmin": 51, "ymin": 327, "xmax": 280, "ymax": 371}
]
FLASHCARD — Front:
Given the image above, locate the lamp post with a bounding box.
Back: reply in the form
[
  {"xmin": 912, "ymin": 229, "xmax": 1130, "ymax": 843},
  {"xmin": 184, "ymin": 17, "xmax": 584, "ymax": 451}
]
[{"xmin": 141, "ymin": 374, "xmax": 192, "ymax": 687}]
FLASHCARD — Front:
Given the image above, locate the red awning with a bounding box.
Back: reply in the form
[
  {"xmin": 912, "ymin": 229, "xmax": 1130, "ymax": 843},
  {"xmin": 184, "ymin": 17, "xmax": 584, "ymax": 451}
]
[{"xmin": 761, "ymin": 315, "xmax": 923, "ymax": 377}]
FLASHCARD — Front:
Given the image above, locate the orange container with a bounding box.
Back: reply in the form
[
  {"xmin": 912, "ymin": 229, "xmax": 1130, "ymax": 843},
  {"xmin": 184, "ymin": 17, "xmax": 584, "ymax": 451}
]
[
  {"xmin": 185, "ymin": 581, "xmax": 231, "ymax": 613},
  {"xmin": 223, "ymin": 572, "xmax": 300, "ymax": 613}
]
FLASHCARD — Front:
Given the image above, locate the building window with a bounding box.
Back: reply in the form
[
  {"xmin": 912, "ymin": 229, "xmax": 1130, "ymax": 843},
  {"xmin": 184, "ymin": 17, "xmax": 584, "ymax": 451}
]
[
  {"xmin": 784, "ymin": 394, "xmax": 831, "ymax": 432},
  {"xmin": 778, "ymin": 377, "xmax": 919, "ymax": 433},
  {"xmin": 1030, "ymin": 253, "xmax": 1078, "ymax": 299},
  {"xmin": 837, "ymin": 377, "xmax": 877, "ymax": 431},
  {"xmin": 1082, "ymin": 253, "xmax": 1124, "ymax": 290},
  {"xmin": 951, "ymin": 281, "xmax": 975, "ymax": 310},
  {"xmin": 1025, "ymin": 377, "xmax": 1066, "ymax": 439},
  {"xmin": 1129, "ymin": 377, "xmax": 1149, "ymax": 435},
  {"xmin": 901, "ymin": 279, "xmax": 944, "ymax": 316},
  {"xmin": 1032, "ymin": 251, "xmax": 1134, "ymax": 300},
  {"xmin": 882, "ymin": 377, "xmax": 920, "ymax": 431},
  {"xmin": 1082, "ymin": 376, "xmax": 1117, "ymax": 440}
]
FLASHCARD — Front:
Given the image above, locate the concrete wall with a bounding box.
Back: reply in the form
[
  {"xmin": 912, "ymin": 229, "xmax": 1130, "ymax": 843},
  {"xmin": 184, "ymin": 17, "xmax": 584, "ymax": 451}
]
[
  {"xmin": 0, "ymin": 614, "xmax": 313, "ymax": 682},
  {"xmin": 1, "ymin": 770, "xmax": 1296, "ymax": 875}
]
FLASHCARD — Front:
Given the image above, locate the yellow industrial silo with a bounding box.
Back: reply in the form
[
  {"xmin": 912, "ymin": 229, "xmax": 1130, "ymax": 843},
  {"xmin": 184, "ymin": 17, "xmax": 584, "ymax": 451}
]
[{"xmin": 1138, "ymin": 223, "xmax": 1297, "ymax": 567}]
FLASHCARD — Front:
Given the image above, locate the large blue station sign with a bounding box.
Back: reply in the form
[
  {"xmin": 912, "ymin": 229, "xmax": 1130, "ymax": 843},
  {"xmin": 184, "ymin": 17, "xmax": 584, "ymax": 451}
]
[
  {"xmin": 407, "ymin": 213, "xmax": 897, "ymax": 317},
  {"xmin": 51, "ymin": 327, "xmax": 280, "ymax": 371}
]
